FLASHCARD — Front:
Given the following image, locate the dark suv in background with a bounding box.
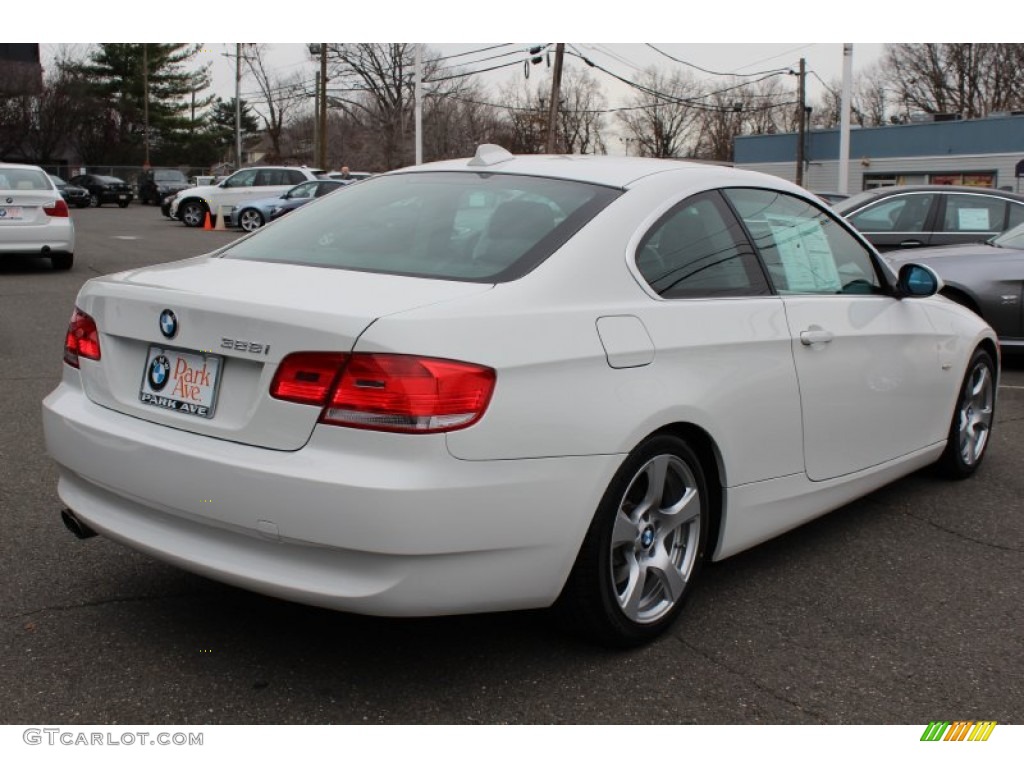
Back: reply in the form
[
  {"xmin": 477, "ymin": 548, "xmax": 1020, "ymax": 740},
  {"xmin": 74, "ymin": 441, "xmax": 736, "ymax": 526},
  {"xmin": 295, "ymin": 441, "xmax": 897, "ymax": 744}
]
[{"xmin": 139, "ymin": 169, "xmax": 190, "ymax": 206}]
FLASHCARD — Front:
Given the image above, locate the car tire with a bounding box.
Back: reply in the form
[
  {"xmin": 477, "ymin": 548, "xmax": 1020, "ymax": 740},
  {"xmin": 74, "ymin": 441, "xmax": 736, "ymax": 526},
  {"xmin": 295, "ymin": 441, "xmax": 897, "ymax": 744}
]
[
  {"xmin": 51, "ymin": 252, "xmax": 73, "ymax": 271},
  {"xmin": 117, "ymin": 200, "xmax": 130, "ymax": 208},
  {"xmin": 180, "ymin": 201, "xmax": 207, "ymax": 228},
  {"xmin": 238, "ymin": 208, "xmax": 264, "ymax": 232},
  {"xmin": 556, "ymin": 434, "xmax": 709, "ymax": 647},
  {"xmin": 936, "ymin": 348, "xmax": 996, "ymax": 479},
  {"xmin": 89, "ymin": 194, "xmax": 101, "ymax": 208}
]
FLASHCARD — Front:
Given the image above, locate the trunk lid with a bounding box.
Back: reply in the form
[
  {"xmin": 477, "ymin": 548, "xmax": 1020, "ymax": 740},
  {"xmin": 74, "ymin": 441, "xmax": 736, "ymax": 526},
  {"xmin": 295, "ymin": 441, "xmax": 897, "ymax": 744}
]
[{"xmin": 75, "ymin": 256, "xmax": 492, "ymax": 450}]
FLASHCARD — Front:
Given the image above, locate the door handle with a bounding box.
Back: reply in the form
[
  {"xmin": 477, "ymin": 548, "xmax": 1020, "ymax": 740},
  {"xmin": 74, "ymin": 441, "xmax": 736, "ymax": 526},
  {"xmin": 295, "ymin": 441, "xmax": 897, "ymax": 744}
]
[
  {"xmin": 800, "ymin": 329, "xmax": 834, "ymax": 346},
  {"xmin": 898, "ymin": 240, "xmax": 924, "ymax": 247}
]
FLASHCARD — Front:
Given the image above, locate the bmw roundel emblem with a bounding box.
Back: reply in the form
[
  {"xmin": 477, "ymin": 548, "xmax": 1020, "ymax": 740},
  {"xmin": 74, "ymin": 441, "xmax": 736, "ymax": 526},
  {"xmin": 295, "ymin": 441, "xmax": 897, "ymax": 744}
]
[
  {"xmin": 148, "ymin": 355, "xmax": 171, "ymax": 391},
  {"xmin": 159, "ymin": 309, "xmax": 177, "ymax": 339}
]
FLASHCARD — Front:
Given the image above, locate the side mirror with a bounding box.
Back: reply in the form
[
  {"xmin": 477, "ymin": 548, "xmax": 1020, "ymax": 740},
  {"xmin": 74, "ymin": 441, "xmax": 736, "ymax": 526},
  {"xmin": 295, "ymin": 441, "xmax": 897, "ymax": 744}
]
[{"xmin": 897, "ymin": 263, "xmax": 943, "ymax": 298}]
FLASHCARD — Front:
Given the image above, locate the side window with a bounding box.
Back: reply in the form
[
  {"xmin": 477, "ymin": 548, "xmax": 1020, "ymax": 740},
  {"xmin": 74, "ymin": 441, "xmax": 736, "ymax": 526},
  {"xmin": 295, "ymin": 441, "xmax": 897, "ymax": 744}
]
[
  {"xmin": 636, "ymin": 192, "xmax": 769, "ymax": 298},
  {"xmin": 223, "ymin": 169, "xmax": 257, "ymax": 188},
  {"xmin": 255, "ymin": 169, "xmax": 283, "ymax": 186},
  {"xmin": 848, "ymin": 194, "xmax": 934, "ymax": 233},
  {"xmin": 286, "ymin": 170, "xmax": 308, "ymax": 185},
  {"xmin": 287, "ymin": 182, "xmax": 317, "ymax": 199},
  {"xmin": 941, "ymin": 194, "xmax": 1006, "ymax": 233},
  {"xmin": 1008, "ymin": 202, "xmax": 1024, "ymax": 230},
  {"xmin": 724, "ymin": 188, "xmax": 884, "ymax": 296}
]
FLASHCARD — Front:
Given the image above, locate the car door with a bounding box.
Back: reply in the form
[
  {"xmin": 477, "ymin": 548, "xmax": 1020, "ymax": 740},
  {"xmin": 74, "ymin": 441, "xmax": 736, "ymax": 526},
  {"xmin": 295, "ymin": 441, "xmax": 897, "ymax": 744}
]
[
  {"xmin": 629, "ymin": 191, "xmax": 805, "ymax": 486},
  {"xmin": 844, "ymin": 191, "xmax": 938, "ymax": 251},
  {"xmin": 724, "ymin": 188, "xmax": 951, "ymax": 482},
  {"xmin": 214, "ymin": 168, "xmax": 259, "ymax": 211}
]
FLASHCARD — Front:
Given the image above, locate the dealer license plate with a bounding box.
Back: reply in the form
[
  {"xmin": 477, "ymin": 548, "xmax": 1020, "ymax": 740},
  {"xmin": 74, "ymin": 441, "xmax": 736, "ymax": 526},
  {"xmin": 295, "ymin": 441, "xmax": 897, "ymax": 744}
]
[{"xmin": 139, "ymin": 346, "xmax": 222, "ymax": 419}]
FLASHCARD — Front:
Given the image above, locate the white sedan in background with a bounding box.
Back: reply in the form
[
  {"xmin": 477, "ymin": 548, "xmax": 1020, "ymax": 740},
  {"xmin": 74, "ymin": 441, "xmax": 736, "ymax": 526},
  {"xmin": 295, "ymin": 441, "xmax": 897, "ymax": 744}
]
[
  {"xmin": 43, "ymin": 146, "xmax": 997, "ymax": 646},
  {"xmin": 0, "ymin": 163, "xmax": 75, "ymax": 270}
]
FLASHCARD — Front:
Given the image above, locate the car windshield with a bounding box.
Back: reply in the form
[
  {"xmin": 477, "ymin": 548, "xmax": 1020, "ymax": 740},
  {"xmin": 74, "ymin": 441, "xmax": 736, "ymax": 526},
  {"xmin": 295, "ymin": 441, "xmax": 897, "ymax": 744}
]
[
  {"xmin": 49, "ymin": 175, "xmax": 67, "ymax": 188},
  {"xmin": 0, "ymin": 168, "xmax": 51, "ymax": 191},
  {"xmin": 991, "ymin": 222, "xmax": 1024, "ymax": 249},
  {"xmin": 221, "ymin": 171, "xmax": 621, "ymax": 282},
  {"xmin": 96, "ymin": 176, "xmax": 125, "ymax": 184},
  {"xmin": 154, "ymin": 170, "xmax": 187, "ymax": 182}
]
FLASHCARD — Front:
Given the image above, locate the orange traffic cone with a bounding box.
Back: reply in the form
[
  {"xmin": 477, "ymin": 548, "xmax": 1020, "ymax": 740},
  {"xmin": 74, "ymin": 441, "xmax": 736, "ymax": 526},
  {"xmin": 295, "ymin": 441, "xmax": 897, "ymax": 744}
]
[{"xmin": 203, "ymin": 211, "xmax": 213, "ymax": 230}]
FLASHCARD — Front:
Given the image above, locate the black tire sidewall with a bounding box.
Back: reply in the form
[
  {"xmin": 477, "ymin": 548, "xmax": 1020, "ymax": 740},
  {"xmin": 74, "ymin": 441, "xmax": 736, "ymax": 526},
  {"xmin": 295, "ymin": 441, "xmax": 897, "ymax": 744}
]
[
  {"xmin": 939, "ymin": 347, "xmax": 996, "ymax": 479},
  {"xmin": 561, "ymin": 434, "xmax": 710, "ymax": 647}
]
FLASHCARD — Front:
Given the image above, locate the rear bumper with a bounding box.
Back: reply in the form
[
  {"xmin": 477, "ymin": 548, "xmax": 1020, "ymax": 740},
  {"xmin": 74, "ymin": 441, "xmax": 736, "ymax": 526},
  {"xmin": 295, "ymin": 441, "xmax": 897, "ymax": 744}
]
[
  {"xmin": 0, "ymin": 223, "xmax": 74, "ymax": 255},
  {"xmin": 42, "ymin": 373, "xmax": 619, "ymax": 616}
]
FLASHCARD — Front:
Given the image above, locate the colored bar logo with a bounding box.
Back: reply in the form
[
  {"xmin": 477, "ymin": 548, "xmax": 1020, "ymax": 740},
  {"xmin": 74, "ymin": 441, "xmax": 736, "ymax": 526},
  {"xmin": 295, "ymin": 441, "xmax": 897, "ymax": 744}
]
[{"xmin": 920, "ymin": 721, "xmax": 997, "ymax": 742}]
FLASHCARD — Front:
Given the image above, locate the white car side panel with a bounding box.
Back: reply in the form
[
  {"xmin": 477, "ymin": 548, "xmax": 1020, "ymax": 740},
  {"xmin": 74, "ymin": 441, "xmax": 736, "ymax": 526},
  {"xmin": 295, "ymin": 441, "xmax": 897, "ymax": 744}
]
[
  {"xmin": 714, "ymin": 441, "xmax": 944, "ymax": 560},
  {"xmin": 782, "ymin": 295, "xmax": 954, "ymax": 480}
]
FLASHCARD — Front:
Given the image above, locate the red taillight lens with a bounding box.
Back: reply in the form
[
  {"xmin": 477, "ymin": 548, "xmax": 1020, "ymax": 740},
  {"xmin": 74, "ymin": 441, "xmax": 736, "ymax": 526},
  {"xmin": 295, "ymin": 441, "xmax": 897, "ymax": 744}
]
[
  {"xmin": 44, "ymin": 198, "xmax": 69, "ymax": 218},
  {"xmin": 269, "ymin": 352, "xmax": 496, "ymax": 433},
  {"xmin": 63, "ymin": 308, "xmax": 101, "ymax": 367},
  {"xmin": 270, "ymin": 352, "xmax": 347, "ymax": 405},
  {"xmin": 324, "ymin": 354, "xmax": 496, "ymax": 433}
]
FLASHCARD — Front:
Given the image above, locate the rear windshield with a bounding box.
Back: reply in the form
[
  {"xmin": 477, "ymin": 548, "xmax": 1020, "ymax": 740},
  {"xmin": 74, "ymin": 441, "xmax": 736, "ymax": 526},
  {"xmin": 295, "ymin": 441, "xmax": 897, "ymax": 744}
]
[
  {"xmin": 0, "ymin": 168, "xmax": 52, "ymax": 191},
  {"xmin": 221, "ymin": 171, "xmax": 621, "ymax": 282},
  {"xmin": 153, "ymin": 170, "xmax": 187, "ymax": 182},
  {"xmin": 96, "ymin": 176, "xmax": 126, "ymax": 184}
]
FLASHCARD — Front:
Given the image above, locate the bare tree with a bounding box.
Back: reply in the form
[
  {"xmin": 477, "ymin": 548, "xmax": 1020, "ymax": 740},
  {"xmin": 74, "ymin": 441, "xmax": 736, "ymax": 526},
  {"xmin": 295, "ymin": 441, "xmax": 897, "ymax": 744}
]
[
  {"xmin": 882, "ymin": 43, "xmax": 1024, "ymax": 119},
  {"xmin": 243, "ymin": 44, "xmax": 306, "ymax": 162},
  {"xmin": 617, "ymin": 68, "xmax": 701, "ymax": 158},
  {"xmin": 813, "ymin": 63, "xmax": 894, "ymax": 129},
  {"xmin": 494, "ymin": 79, "xmax": 547, "ymax": 155},
  {"xmin": 556, "ymin": 66, "xmax": 607, "ymax": 155}
]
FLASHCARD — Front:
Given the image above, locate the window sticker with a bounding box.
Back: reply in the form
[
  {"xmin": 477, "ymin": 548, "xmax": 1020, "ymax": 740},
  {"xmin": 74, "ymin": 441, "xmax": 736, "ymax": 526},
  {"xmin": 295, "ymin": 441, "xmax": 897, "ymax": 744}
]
[
  {"xmin": 767, "ymin": 214, "xmax": 841, "ymax": 293},
  {"xmin": 957, "ymin": 208, "xmax": 991, "ymax": 231}
]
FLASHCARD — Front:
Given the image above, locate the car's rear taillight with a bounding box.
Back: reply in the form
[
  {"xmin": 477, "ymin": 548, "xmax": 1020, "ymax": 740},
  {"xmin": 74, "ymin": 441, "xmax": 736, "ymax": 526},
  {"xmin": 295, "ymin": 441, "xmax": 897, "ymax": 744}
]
[
  {"xmin": 270, "ymin": 352, "xmax": 347, "ymax": 405},
  {"xmin": 270, "ymin": 352, "xmax": 495, "ymax": 433},
  {"xmin": 63, "ymin": 308, "xmax": 101, "ymax": 367},
  {"xmin": 43, "ymin": 198, "xmax": 69, "ymax": 218}
]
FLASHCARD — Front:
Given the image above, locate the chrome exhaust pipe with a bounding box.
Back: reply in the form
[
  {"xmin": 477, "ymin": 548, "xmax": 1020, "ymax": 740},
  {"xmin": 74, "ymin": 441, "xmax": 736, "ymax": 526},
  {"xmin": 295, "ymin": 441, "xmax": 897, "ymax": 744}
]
[{"xmin": 61, "ymin": 508, "xmax": 98, "ymax": 539}]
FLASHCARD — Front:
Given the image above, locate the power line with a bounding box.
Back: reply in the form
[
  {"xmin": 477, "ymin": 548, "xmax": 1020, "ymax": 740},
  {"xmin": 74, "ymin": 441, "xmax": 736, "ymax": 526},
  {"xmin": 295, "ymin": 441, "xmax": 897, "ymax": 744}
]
[
  {"xmin": 423, "ymin": 58, "xmax": 524, "ymax": 84},
  {"xmin": 567, "ymin": 50, "xmax": 797, "ymax": 113},
  {"xmin": 425, "ymin": 44, "xmax": 516, "ymax": 64},
  {"xmin": 645, "ymin": 44, "xmax": 791, "ymax": 78}
]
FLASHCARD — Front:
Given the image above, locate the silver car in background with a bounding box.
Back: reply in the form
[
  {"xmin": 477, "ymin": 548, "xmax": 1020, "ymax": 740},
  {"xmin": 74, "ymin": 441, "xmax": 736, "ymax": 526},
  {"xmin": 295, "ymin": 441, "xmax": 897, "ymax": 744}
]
[
  {"xmin": 886, "ymin": 222, "xmax": 1024, "ymax": 350},
  {"xmin": 0, "ymin": 163, "xmax": 75, "ymax": 270}
]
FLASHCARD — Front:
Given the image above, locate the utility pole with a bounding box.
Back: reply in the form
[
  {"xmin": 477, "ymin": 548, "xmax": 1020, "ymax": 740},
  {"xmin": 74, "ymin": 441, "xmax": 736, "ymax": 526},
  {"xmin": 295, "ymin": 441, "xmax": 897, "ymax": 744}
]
[
  {"xmin": 545, "ymin": 43, "xmax": 565, "ymax": 154},
  {"xmin": 838, "ymin": 44, "xmax": 853, "ymax": 195},
  {"xmin": 143, "ymin": 44, "xmax": 150, "ymax": 170},
  {"xmin": 415, "ymin": 43, "xmax": 423, "ymax": 165},
  {"xmin": 313, "ymin": 71, "xmax": 320, "ymax": 166},
  {"xmin": 318, "ymin": 44, "xmax": 328, "ymax": 169},
  {"xmin": 235, "ymin": 43, "xmax": 242, "ymax": 169},
  {"xmin": 795, "ymin": 57, "xmax": 806, "ymax": 187}
]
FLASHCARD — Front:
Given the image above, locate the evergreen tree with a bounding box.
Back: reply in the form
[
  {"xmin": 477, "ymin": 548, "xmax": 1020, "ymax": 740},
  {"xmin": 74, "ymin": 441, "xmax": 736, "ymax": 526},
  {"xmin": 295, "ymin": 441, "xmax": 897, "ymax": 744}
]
[{"xmin": 69, "ymin": 43, "xmax": 211, "ymax": 164}]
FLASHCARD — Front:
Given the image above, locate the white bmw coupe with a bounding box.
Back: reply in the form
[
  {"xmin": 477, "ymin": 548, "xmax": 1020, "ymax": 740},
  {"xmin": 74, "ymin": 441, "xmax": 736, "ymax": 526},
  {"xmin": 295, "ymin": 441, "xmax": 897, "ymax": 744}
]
[{"xmin": 43, "ymin": 146, "xmax": 997, "ymax": 646}]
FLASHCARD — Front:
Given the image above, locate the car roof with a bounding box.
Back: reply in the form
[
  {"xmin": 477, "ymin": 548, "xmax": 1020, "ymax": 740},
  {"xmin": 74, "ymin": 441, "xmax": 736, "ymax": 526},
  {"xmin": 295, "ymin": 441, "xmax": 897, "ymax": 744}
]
[
  {"xmin": 0, "ymin": 162, "xmax": 48, "ymax": 172},
  {"xmin": 835, "ymin": 184, "xmax": 1024, "ymax": 214},
  {"xmin": 395, "ymin": 149, "xmax": 796, "ymax": 192}
]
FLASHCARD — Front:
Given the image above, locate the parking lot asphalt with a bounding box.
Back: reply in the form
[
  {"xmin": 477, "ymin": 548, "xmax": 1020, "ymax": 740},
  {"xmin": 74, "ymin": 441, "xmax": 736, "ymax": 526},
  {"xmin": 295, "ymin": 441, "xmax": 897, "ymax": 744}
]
[{"xmin": 1, "ymin": 205, "xmax": 1021, "ymax": 725}]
